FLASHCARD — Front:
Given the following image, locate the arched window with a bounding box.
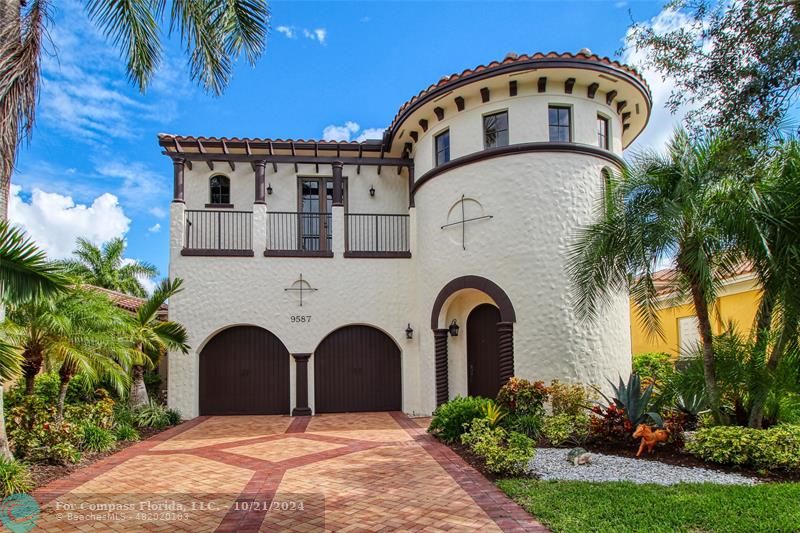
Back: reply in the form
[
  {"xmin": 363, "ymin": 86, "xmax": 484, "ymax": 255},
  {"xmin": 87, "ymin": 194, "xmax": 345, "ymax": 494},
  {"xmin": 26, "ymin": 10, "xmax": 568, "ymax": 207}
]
[{"xmin": 209, "ymin": 175, "xmax": 230, "ymax": 205}]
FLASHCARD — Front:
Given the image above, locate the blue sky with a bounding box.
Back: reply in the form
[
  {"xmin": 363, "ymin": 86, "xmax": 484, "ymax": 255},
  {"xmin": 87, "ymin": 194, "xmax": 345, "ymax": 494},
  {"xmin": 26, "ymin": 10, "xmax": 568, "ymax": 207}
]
[{"xmin": 11, "ymin": 0, "xmax": 672, "ymax": 285}]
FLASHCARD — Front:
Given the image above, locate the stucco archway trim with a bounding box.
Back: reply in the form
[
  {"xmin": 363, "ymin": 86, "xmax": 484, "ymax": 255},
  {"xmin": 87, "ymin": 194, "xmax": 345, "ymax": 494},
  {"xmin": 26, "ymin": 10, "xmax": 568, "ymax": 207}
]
[{"xmin": 430, "ymin": 275, "xmax": 516, "ymax": 330}]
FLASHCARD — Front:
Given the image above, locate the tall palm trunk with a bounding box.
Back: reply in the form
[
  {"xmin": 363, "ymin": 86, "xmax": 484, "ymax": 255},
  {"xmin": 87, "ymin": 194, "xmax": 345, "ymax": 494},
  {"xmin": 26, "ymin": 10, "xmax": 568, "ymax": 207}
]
[
  {"xmin": 748, "ymin": 293, "xmax": 775, "ymax": 428},
  {"xmin": 689, "ymin": 280, "xmax": 723, "ymax": 423},
  {"xmin": 129, "ymin": 364, "xmax": 149, "ymax": 408},
  {"xmin": 0, "ymin": 0, "xmax": 22, "ymax": 222},
  {"xmin": 55, "ymin": 363, "xmax": 75, "ymax": 424}
]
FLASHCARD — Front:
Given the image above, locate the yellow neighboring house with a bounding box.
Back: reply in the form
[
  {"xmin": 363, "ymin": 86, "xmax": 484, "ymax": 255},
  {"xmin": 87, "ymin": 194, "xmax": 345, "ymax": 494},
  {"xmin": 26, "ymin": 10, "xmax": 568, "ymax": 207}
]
[{"xmin": 630, "ymin": 264, "xmax": 761, "ymax": 357}]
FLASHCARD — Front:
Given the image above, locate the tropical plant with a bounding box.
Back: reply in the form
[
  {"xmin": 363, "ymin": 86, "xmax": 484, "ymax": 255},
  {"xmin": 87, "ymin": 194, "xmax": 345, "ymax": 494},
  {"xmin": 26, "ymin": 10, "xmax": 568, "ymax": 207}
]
[
  {"xmin": 0, "ymin": 222, "xmax": 68, "ymax": 459},
  {"xmin": 134, "ymin": 400, "xmax": 172, "ymax": 429},
  {"xmin": 505, "ymin": 413, "xmax": 543, "ymax": 440},
  {"xmin": 124, "ymin": 278, "xmax": 189, "ymax": 408},
  {"xmin": 461, "ymin": 418, "xmax": 535, "ymax": 476},
  {"xmin": 632, "ymin": 352, "xmax": 674, "ymax": 389},
  {"xmin": 596, "ymin": 374, "xmax": 663, "ymax": 428},
  {"xmin": 428, "ymin": 396, "xmax": 492, "ymax": 444},
  {"xmin": 114, "ymin": 423, "xmax": 140, "ymax": 442},
  {"xmin": 495, "ymin": 377, "xmax": 549, "ymax": 416},
  {"xmin": 0, "ymin": 0, "xmax": 270, "ymax": 222},
  {"xmin": 548, "ymin": 380, "xmax": 595, "ymax": 417},
  {"xmin": 541, "ymin": 414, "xmax": 591, "ymax": 447},
  {"xmin": 80, "ymin": 423, "xmax": 115, "ymax": 452},
  {"xmin": 568, "ymin": 130, "xmax": 745, "ymax": 422},
  {"xmin": 58, "ymin": 238, "xmax": 158, "ymax": 297},
  {"xmin": 481, "ymin": 401, "xmax": 508, "ymax": 427},
  {"xmin": 0, "ymin": 458, "xmax": 33, "ymax": 497},
  {"xmin": 2, "ymin": 287, "xmax": 131, "ymax": 422},
  {"xmin": 686, "ymin": 424, "xmax": 800, "ymax": 472}
]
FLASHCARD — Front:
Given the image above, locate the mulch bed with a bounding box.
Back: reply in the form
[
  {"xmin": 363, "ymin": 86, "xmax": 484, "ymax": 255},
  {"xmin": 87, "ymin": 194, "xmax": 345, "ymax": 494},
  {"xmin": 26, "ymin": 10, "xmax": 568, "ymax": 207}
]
[{"xmin": 28, "ymin": 427, "xmax": 164, "ymax": 490}]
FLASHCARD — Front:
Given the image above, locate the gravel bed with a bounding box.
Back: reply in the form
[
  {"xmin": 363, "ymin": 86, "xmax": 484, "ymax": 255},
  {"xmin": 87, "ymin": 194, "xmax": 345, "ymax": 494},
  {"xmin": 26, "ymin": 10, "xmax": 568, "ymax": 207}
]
[{"xmin": 529, "ymin": 448, "xmax": 757, "ymax": 485}]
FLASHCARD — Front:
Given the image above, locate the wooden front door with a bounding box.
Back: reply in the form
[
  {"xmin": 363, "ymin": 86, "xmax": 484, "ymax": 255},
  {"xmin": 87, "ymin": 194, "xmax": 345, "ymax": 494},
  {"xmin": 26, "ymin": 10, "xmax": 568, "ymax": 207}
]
[
  {"xmin": 467, "ymin": 303, "xmax": 501, "ymax": 398},
  {"xmin": 199, "ymin": 326, "xmax": 290, "ymax": 415},
  {"xmin": 314, "ymin": 325, "xmax": 401, "ymax": 413}
]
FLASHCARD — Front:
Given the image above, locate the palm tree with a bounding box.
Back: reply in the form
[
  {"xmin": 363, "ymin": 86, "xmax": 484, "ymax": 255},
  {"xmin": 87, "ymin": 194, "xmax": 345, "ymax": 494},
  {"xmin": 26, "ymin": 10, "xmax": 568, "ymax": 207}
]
[
  {"xmin": 729, "ymin": 139, "xmax": 800, "ymax": 427},
  {"xmin": 0, "ymin": 221, "xmax": 68, "ymax": 459},
  {"xmin": 125, "ymin": 278, "xmax": 189, "ymax": 408},
  {"xmin": 3, "ymin": 287, "xmax": 129, "ymax": 406},
  {"xmin": 567, "ymin": 130, "xmax": 743, "ymax": 422},
  {"xmin": 0, "ymin": 0, "xmax": 269, "ymax": 220},
  {"xmin": 59, "ymin": 238, "xmax": 158, "ymax": 297}
]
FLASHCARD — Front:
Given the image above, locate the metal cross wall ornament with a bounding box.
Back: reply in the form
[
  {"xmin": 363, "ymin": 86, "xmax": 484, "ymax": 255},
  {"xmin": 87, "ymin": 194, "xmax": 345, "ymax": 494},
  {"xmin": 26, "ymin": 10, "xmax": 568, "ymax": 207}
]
[
  {"xmin": 285, "ymin": 274, "xmax": 318, "ymax": 307},
  {"xmin": 440, "ymin": 194, "xmax": 493, "ymax": 250}
]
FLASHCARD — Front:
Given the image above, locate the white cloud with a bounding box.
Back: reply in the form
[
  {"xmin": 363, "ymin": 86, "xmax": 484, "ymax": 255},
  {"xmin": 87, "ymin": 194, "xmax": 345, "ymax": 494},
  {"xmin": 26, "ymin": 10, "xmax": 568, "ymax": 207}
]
[
  {"xmin": 94, "ymin": 161, "xmax": 169, "ymax": 214},
  {"xmin": 8, "ymin": 185, "xmax": 130, "ymax": 259},
  {"xmin": 615, "ymin": 1, "xmax": 627, "ymax": 8},
  {"xmin": 303, "ymin": 28, "xmax": 327, "ymax": 44},
  {"xmin": 276, "ymin": 25, "xmax": 296, "ymax": 39},
  {"xmin": 322, "ymin": 122, "xmax": 384, "ymax": 142},
  {"xmin": 147, "ymin": 223, "xmax": 161, "ymax": 233},
  {"xmin": 149, "ymin": 206, "xmax": 167, "ymax": 219},
  {"xmin": 622, "ymin": 8, "xmax": 697, "ymax": 152}
]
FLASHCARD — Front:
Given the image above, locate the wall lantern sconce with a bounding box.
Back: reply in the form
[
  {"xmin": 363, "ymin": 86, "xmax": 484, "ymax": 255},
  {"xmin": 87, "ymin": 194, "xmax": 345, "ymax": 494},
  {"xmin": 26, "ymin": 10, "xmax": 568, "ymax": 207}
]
[
  {"xmin": 267, "ymin": 183, "xmax": 273, "ymax": 195},
  {"xmin": 405, "ymin": 323, "xmax": 414, "ymax": 339},
  {"xmin": 369, "ymin": 185, "xmax": 375, "ymax": 197},
  {"xmin": 448, "ymin": 319, "xmax": 460, "ymax": 337}
]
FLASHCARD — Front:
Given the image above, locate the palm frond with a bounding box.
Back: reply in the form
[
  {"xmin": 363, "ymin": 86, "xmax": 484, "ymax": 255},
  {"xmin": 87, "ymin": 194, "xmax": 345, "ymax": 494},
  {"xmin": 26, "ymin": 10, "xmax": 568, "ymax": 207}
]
[{"xmin": 0, "ymin": 221, "xmax": 68, "ymax": 304}]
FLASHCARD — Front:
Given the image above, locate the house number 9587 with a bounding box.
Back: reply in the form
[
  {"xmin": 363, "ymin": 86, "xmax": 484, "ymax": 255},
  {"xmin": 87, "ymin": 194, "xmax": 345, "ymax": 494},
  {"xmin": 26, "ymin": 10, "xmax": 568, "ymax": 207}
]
[{"xmin": 290, "ymin": 315, "xmax": 311, "ymax": 323}]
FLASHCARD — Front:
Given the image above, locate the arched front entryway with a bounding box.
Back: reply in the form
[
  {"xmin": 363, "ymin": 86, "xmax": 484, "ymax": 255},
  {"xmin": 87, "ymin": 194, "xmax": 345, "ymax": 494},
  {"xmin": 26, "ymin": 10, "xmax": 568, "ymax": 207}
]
[
  {"xmin": 199, "ymin": 326, "xmax": 290, "ymax": 415},
  {"xmin": 430, "ymin": 276, "xmax": 516, "ymax": 406},
  {"xmin": 467, "ymin": 304, "xmax": 502, "ymax": 398},
  {"xmin": 314, "ymin": 325, "xmax": 401, "ymax": 413}
]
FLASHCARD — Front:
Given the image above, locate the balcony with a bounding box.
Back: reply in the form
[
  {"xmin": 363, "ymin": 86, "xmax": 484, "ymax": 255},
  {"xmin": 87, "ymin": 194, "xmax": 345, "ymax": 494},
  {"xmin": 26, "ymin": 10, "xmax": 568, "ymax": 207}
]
[
  {"xmin": 265, "ymin": 212, "xmax": 333, "ymax": 257},
  {"xmin": 178, "ymin": 208, "xmax": 411, "ymax": 258},
  {"xmin": 345, "ymin": 213, "xmax": 411, "ymax": 258},
  {"xmin": 182, "ymin": 210, "xmax": 254, "ymax": 256}
]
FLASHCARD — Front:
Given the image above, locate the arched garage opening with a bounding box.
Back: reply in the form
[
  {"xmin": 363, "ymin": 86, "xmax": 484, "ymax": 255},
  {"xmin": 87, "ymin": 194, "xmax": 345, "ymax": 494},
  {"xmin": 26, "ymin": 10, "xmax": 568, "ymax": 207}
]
[
  {"xmin": 314, "ymin": 325, "xmax": 401, "ymax": 413},
  {"xmin": 199, "ymin": 325, "xmax": 290, "ymax": 415}
]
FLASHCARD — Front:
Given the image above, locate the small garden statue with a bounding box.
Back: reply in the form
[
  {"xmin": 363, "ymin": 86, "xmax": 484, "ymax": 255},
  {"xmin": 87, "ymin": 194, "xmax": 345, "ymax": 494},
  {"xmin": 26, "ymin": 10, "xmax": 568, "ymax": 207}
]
[
  {"xmin": 566, "ymin": 447, "xmax": 592, "ymax": 466},
  {"xmin": 633, "ymin": 424, "xmax": 669, "ymax": 457}
]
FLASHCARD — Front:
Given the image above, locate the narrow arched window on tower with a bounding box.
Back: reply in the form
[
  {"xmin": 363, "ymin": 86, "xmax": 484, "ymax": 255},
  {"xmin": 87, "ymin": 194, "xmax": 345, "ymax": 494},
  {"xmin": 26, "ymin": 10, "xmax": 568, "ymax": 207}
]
[{"xmin": 209, "ymin": 175, "xmax": 231, "ymax": 205}]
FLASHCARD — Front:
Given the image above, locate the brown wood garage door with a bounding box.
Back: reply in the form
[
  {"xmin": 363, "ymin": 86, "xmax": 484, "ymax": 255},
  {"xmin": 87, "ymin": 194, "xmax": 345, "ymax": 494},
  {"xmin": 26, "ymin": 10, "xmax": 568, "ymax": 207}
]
[
  {"xmin": 314, "ymin": 325, "xmax": 401, "ymax": 413},
  {"xmin": 199, "ymin": 326, "xmax": 289, "ymax": 415}
]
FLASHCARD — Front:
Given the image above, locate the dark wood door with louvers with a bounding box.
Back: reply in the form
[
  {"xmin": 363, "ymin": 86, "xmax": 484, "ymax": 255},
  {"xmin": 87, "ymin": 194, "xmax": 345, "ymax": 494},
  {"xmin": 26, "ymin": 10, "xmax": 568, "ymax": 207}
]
[
  {"xmin": 199, "ymin": 326, "xmax": 290, "ymax": 415},
  {"xmin": 314, "ymin": 325, "xmax": 401, "ymax": 413},
  {"xmin": 467, "ymin": 303, "xmax": 501, "ymax": 399}
]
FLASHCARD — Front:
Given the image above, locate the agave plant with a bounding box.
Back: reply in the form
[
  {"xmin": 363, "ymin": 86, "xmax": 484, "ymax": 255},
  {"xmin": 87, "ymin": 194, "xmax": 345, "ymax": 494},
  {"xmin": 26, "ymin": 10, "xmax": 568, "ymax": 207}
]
[{"xmin": 595, "ymin": 374, "xmax": 663, "ymax": 427}]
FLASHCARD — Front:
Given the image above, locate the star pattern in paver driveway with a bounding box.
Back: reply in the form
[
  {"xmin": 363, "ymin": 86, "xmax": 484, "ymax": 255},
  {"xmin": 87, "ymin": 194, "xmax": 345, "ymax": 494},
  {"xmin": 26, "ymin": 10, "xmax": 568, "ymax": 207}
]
[{"xmin": 31, "ymin": 412, "xmax": 548, "ymax": 532}]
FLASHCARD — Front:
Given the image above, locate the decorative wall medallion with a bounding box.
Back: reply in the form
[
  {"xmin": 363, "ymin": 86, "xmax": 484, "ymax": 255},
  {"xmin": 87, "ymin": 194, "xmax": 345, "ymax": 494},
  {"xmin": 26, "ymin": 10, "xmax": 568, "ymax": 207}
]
[
  {"xmin": 441, "ymin": 195, "xmax": 493, "ymax": 250},
  {"xmin": 285, "ymin": 274, "xmax": 318, "ymax": 307}
]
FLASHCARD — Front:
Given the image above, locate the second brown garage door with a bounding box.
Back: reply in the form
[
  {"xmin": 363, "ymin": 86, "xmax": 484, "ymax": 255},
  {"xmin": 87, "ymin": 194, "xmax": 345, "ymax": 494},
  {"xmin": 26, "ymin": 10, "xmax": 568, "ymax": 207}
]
[{"xmin": 314, "ymin": 325, "xmax": 401, "ymax": 413}]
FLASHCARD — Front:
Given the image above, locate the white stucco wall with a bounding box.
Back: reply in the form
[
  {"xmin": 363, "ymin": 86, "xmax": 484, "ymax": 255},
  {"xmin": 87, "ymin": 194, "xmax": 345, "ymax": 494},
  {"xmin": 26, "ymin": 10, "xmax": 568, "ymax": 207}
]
[{"xmin": 167, "ymin": 85, "xmax": 634, "ymax": 419}]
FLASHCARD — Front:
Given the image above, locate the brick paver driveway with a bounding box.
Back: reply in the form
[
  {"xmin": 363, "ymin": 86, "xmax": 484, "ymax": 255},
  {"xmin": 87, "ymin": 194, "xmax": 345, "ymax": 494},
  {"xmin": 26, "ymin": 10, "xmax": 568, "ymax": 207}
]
[{"xmin": 32, "ymin": 412, "xmax": 546, "ymax": 532}]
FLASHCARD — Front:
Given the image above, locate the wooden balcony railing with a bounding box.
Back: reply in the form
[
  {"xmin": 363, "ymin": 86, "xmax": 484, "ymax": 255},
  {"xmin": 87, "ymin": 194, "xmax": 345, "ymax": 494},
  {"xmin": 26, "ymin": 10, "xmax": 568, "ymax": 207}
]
[
  {"xmin": 265, "ymin": 212, "xmax": 333, "ymax": 257},
  {"xmin": 345, "ymin": 213, "xmax": 411, "ymax": 258},
  {"xmin": 182, "ymin": 210, "xmax": 254, "ymax": 256}
]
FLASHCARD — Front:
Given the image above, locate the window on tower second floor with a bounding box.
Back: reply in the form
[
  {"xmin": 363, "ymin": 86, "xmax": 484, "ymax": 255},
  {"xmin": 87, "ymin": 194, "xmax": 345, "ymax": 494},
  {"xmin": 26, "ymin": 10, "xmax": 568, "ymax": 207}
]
[
  {"xmin": 435, "ymin": 130, "xmax": 451, "ymax": 166},
  {"xmin": 548, "ymin": 106, "xmax": 571, "ymax": 143},
  {"xmin": 483, "ymin": 111, "xmax": 509, "ymax": 149}
]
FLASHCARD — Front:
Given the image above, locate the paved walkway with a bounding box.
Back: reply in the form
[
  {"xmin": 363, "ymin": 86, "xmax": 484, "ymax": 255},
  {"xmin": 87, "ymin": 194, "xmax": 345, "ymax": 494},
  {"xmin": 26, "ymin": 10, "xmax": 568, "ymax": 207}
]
[{"xmin": 32, "ymin": 412, "xmax": 547, "ymax": 532}]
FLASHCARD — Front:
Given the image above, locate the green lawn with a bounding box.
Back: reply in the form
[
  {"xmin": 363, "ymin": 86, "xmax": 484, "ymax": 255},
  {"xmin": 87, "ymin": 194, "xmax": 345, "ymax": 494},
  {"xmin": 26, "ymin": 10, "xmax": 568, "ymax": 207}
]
[{"xmin": 497, "ymin": 478, "xmax": 800, "ymax": 532}]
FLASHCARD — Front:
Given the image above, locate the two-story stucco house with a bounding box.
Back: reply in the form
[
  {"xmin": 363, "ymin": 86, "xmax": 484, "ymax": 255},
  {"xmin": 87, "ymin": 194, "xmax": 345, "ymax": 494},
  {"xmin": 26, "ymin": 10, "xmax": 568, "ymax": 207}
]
[{"xmin": 160, "ymin": 50, "xmax": 651, "ymax": 419}]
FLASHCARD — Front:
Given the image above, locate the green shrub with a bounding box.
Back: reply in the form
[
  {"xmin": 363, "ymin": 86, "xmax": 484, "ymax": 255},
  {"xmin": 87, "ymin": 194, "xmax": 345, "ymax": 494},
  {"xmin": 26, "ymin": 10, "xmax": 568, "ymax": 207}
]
[
  {"xmin": 541, "ymin": 414, "xmax": 591, "ymax": 446},
  {"xmin": 114, "ymin": 423, "xmax": 141, "ymax": 442},
  {"xmin": 597, "ymin": 373, "xmax": 662, "ymax": 427},
  {"xmin": 0, "ymin": 459, "xmax": 33, "ymax": 497},
  {"xmin": 686, "ymin": 424, "xmax": 800, "ymax": 471},
  {"xmin": 429, "ymin": 396, "xmax": 491, "ymax": 443},
  {"xmin": 461, "ymin": 418, "xmax": 535, "ymax": 476},
  {"xmin": 134, "ymin": 401, "xmax": 172, "ymax": 429},
  {"xmin": 113, "ymin": 404, "xmax": 136, "ymax": 427},
  {"xmin": 7, "ymin": 396, "xmax": 83, "ymax": 465},
  {"xmin": 506, "ymin": 413, "xmax": 543, "ymax": 439},
  {"xmin": 633, "ymin": 352, "xmax": 674, "ymax": 387},
  {"xmin": 65, "ymin": 397, "xmax": 116, "ymax": 430},
  {"xmin": 165, "ymin": 408, "xmax": 182, "ymax": 426},
  {"xmin": 80, "ymin": 423, "xmax": 116, "ymax": 452},
  {"xmin": 496, "ymin": 377, "xmax": 549, "ymax": 416},
  {"xmin": 548, "ymin": 380, "xmax": 595, "ymax": 417}
]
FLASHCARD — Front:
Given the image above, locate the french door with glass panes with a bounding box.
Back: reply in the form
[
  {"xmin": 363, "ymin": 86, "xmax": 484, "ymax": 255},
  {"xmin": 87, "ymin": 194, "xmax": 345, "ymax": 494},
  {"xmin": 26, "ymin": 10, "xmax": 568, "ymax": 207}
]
[{"xmin": 298, "ymin": 178, "xmax": 345, "ymax": 252}]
